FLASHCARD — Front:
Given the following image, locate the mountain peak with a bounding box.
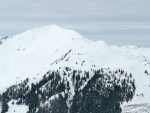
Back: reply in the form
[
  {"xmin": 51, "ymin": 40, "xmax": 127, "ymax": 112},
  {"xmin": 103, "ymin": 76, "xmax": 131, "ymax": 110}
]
[
  {"xmin": 0, "ymin": 25, "xmax": 150, "ymax": 113},
  {"xmin": 1, "ymin": 25, "xmax": 93, "ymax": 55},
  {"xmin": 13, "ymin": 24, "xmax": 85, "ymax": 41}
]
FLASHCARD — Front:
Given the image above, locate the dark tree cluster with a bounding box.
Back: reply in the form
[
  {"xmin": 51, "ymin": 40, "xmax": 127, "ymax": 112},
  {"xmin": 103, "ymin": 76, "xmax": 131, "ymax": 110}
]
[
  {"xmin": 0, "ymin": 67, "xmax": 136, "ymax": 113},
  {"xmin": 70, "ymin": 69, "xmax": 136, "ymax": 113}
]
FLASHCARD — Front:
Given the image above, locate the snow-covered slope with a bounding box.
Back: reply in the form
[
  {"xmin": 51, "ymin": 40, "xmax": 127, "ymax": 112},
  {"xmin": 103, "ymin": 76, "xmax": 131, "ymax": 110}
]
[
  {"xmin": 0, "ymin": 25, "xmax": 91, "ymax": 90},
  {"xmin": 0, "ymin": 25, "xmax": 150, "ymax": 113}
]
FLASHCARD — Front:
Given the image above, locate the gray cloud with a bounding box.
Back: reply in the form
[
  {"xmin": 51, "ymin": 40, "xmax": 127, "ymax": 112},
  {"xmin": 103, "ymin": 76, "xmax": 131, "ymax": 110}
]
[{"xmin": 0, "ymin": 0, "xmax": 150, "ymax": 47}]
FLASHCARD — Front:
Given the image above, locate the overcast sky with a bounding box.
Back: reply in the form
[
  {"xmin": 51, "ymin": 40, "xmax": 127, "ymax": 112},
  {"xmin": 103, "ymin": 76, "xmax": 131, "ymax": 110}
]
[{"xmin": 0, "ymin": 0, "xmax": 150, "ymax": 47}]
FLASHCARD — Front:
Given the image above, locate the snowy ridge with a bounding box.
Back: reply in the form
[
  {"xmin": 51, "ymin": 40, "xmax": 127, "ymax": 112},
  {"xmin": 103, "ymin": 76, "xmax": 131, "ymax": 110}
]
[
  {"xmin": 0, "ymin": 25, "xmax": 150, "ymax": 113},
  {"xmin": 121, "ymin": 45, "xmax": 140, "ymax": 49}
]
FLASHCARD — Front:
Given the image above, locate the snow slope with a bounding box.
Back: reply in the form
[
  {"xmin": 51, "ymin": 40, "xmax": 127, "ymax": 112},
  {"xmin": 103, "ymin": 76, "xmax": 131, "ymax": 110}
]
[
  {"xmin": 0, "ymin": 25, "xmax": 91, "ymax": 90},
  {"xmin": 7, "ymin": 100, "xmax": 28, "ymax": 113},
  {"xmin": 0, "ymin": 25, "xmax": 150, "ymax": 112}
]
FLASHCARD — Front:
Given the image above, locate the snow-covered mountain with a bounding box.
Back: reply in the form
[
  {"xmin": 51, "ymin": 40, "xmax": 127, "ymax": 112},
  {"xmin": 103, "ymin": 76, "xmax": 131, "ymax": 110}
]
[{"xmin": 0, "ymin": 25, "xmax": 150, "ymax": 113}]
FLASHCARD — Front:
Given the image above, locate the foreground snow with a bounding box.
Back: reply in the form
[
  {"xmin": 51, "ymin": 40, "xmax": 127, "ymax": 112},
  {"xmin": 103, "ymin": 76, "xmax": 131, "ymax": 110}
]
[{"xmin": 6, "ymin": 100, "xmax": 28, "ymax": 113}]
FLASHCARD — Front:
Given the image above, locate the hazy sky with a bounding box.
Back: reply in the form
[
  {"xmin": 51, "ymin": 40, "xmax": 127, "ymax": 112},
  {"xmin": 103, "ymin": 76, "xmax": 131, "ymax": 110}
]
[{"xmin": 0, "ymin": 0, "xmax": 150, "ymax": 47}]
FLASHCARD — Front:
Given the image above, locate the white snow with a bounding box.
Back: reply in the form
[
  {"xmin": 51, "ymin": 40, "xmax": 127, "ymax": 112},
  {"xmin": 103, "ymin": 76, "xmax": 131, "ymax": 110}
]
[
  {"xmin": 0, "ymin": 24, "xmax": 150, "ymax": 112},
  {"xmin": 6, "ymin": 100, "xmax": 28, "ymax": 113}
]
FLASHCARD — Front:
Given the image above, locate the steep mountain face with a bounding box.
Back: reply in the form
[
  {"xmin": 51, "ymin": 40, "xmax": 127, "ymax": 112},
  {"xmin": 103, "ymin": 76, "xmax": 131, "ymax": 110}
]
[{"xmin": 0, "ymin": 25, "xmax": 150, "ymax": 113}]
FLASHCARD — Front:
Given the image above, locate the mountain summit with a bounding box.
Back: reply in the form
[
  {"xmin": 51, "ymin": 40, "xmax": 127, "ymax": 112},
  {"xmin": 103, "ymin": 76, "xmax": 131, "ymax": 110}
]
[{"xmin": 0, "ymin": 25, "xmax": 150, "ymax": 113}]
